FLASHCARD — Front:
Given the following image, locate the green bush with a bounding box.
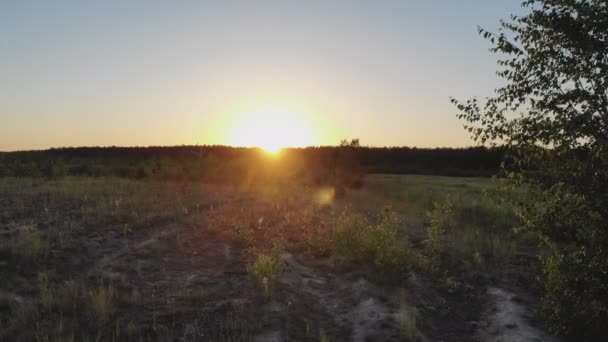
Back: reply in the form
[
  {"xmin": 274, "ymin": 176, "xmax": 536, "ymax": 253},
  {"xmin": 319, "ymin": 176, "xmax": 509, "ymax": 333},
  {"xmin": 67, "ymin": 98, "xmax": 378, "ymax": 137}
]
[
  {"xmin": 523, "ymin": 186, "xmax": 608, "ymax": 337},
  {"xmin": 38, "ymin": 272, "xmax": 54, "ymax": 311},
  {"xmin": 227, "ymin": 221, "xmax": 256, "ymax": 247},
  {"xmin": 248, "ymin": 241, "xmax": 286, "ymax": 295},
  {"xmin": 425, "ymin": 197, "xmax": 453, "ymax": 270},
  {"xmin": 332, "ymin": 207, "xmax": 415, "ymax": 275},
  {"xmin": 452, "ymin": 0, "xmax": 608, "ymax": 336},
  {"xmin": 88, "ymin": 284, "xmax": 115, "ymax": 327},
  {"xmin": 16, "ymin": 228, "xmax": 48, "ymax": 260}
]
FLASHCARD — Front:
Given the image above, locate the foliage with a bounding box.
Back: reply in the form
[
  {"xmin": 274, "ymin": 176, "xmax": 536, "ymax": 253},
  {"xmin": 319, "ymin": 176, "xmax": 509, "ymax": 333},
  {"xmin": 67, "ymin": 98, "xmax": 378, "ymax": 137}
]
[
  {"xmin": 425, "ymin": 197, "xmax": 454, "ymax": 270},
  {"xmin": 298, "ymin": 222, "xmax": 332, "ymax": 258},
  {"xmin": 0, "ymin": 145, "xmax": 504, "ymax": 183},
  {"xmin": 452, "ymin": 0, "xmax": 608, "ymax": 337},
  {"xmin": 88, "ymin": 284, "xmax": 115, "ymax": 327},
  {"xmin": 519, "ymin": 185, "xmax": 608, "ymax": 336},
  {"xmin": 398, "ymin": 295, "xmax": 418, "ymax": 341},
  {"xmin": 227, "ymin": 221, "xmax": 256, "ymax": 247},
  {"xmin": 339, "ymin": 138, "xmax": 361, "ymax": 148},
  {"xmin": 17, "ymin": 227, "xmax": 49, "ymax": 260},
  {"xmin": 248, "ymin": 241, "xmax": 286, "ymax": 295},
  {"xmin": 38, "ymin": 272, "xmax": 54, "ymax": 311},
  {"xmin": 332, "ymin": 207, "xmax": 416, "ymax": 275}
]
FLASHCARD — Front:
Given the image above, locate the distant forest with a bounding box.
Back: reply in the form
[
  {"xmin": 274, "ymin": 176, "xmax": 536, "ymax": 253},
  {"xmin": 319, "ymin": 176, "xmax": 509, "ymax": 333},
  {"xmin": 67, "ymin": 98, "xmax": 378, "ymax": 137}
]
[{"xmin": 0, "ymin": 146, "xmax": 504, "ymax": 184}]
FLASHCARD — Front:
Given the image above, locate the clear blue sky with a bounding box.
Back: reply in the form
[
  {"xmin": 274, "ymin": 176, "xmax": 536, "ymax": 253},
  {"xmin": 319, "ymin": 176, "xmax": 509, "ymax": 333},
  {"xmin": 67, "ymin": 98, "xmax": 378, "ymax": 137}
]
[{"xmin": 0, "ymin": 0, "xmax": 525, "ymax": 151}]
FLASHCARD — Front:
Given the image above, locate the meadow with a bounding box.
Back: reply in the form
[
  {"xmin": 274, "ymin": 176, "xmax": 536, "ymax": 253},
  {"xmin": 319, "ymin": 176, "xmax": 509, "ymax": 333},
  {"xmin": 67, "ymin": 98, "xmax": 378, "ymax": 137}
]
[{"xmin": 0, "ymin": 174, "xmax": 553, "ymax": 341}]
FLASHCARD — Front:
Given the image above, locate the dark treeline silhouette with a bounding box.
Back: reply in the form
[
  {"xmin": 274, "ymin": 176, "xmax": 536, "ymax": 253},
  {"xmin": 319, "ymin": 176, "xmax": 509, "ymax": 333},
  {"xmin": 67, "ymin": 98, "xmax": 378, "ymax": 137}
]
[{"xmin": 0, "ymin": 145, "xmax": 504, "ymax": 185}]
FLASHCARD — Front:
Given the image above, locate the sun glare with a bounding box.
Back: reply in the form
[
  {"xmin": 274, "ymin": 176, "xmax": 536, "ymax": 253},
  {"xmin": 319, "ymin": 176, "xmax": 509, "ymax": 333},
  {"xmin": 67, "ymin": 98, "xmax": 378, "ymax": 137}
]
[{"xmin": 228, "ymin": 107, "xmax": 318, "ymax": 152}]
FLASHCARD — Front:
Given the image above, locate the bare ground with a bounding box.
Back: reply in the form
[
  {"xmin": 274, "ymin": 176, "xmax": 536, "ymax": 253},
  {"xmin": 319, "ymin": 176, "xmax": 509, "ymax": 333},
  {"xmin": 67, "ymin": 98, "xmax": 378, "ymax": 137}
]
[{"xmin": 0, "ymin": 178, "xmax": 556, "ymax": 341}]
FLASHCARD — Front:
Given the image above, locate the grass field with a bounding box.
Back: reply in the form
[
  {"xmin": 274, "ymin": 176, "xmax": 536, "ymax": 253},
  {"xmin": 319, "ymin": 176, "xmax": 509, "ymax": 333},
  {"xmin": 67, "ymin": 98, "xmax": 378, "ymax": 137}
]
[{"xmin": 0, "ymin": 175, "xmax": 549, "ymax": 341}]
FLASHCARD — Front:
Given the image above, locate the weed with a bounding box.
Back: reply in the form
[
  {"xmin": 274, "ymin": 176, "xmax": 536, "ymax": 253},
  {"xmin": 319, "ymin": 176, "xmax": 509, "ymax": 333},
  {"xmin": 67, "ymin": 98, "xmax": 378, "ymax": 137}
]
[
  {"xmin": 425, "ymin": 197, "xmax": 453, "ymax": 270},
  {"xmin": 299, "ymin": 224, "xmax": 332, "ymax": 257},
  {"xmin": 332, "ymin": 207, "xmax": 416, "ymax": 275},
  {"xmin": 38, "ymin": 272, "xmax": 54, "ymax": 311},
  {"xmin": 55, "ymin": 280, "xmax": 80, "ymax": 312},
  {"xmin": 248, "ymin": 241, "xmax": 286, "ymax": 296},
  {"xmin": 9, "ymin": 300, "xmax": 39, "ymax": 331},
  {"xmin": 88, "ymin": 284, "xmax": 115, "ymax": 327},
  {"xmin": 320, "ymin": 329, "xmax": 332, "ymax": 342},
  {"xmin": 331, "ymin": 210, "xmax": 368, "ymax": 260},
  {"xmin": 17, "ymin": 227, "xmax": 48, "ymax": 260},
  {"xmin": 228, "ymin": 221, "xmax": 256, "ymax": 247},
  {"xmin": 126, "ymin": 320, "xmax": 138, "ymax": 336}
]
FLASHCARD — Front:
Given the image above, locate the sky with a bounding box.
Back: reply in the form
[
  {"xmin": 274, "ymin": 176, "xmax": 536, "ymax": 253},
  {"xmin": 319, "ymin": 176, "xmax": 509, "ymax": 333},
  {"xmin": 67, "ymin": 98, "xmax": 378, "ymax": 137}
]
[{"xmin": 0, "ymin": 0, "xmax": 526, "ymax": 151}]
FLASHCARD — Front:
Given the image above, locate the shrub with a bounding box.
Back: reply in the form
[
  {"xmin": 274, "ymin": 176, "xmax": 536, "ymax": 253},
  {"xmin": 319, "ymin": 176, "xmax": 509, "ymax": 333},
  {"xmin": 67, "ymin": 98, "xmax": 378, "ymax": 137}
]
[
  {"xmin": 16, "ymin": 228, "xmax": 48, "ymax": 260},
  {"xmin": 126, "ymin": 321, "xmax": 138, "ymax": 336},
  {"xmin": 248, "ymin": 241, "xmax": 286, "ymax": 296},
  {"xmin": 332, "ymin": 207, "xmax": 416, "ymax": 275},
  {"xmin": 88, "ymin": 284, "xmax": 115, "ymax": 327},
  {"xmin": 8, "ymin": 300, "xmax": 38, "ymax": 331},
  {"xmin": 398, "ymin": 296, "xmax": 418, "ymax": 340},
  {"xmin": 425, "ymin": 197, "xmax": 453, "ymax": 270},
  {"xmin": 331, "ymin": 211, "xmax": 368, "ymax": 261},
  {"xmin": 523, "ymin": 186, "xmax": 608, "ymax": 337},
  {"xmin": 227, "ymin": 221, "xmax": 256, "ymax": 247},
  {"xmin": 299, "ymin": 224, "xmax": 332, "ymax": 258},
  {"xmin": 452, "ymin": 0, "xmax": 608, "ymax": 336},
  {"xmin": 38, "ymin": 272, "xmax": 54, "ymax": 311}
]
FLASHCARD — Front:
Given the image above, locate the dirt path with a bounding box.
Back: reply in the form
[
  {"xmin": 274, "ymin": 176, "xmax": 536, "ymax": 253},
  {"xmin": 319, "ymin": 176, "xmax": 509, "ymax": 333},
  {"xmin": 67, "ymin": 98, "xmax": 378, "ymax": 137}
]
[
  {"xmin": 476, "ymin": 287, "xmax": 556, "ymax": 342},
  {"xmin": 279, "ymin": 252, "xmax": 421, "ymax": 341}
]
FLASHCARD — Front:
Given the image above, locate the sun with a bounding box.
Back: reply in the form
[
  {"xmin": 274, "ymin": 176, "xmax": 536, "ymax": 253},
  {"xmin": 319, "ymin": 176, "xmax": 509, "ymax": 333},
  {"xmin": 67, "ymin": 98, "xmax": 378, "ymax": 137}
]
[{"xmin": 228, "ymin": 107, "xmax": 318, "ymax": 152}]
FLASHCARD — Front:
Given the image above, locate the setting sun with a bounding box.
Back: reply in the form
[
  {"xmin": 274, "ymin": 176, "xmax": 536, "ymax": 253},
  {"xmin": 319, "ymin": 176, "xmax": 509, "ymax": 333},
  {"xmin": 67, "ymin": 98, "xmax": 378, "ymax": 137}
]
[{"xmin": 227, "ymin": 107, "xmax": 318, "ymax": 152}]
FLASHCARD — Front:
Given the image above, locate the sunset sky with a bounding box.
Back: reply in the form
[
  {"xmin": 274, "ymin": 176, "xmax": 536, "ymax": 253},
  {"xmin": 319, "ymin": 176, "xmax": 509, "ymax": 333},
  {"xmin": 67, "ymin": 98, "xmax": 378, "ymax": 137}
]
[{"xmin": 1, "ymin": 1, "xmax": 524, "ymax": 151}]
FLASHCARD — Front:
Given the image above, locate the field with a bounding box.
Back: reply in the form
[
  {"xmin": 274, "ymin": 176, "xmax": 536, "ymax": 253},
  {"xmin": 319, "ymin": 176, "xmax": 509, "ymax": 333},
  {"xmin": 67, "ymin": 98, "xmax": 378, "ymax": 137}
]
[{"xmin": 0, "ymin": 175, "xmax": 553, "ymax": 341}]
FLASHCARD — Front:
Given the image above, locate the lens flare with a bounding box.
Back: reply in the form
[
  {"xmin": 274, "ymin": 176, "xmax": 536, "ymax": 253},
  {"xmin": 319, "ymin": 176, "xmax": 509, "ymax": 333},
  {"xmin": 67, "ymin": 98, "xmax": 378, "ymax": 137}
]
[{"xmin": 316, "ymin": 186, "xmax": 335, "ymax": 206}]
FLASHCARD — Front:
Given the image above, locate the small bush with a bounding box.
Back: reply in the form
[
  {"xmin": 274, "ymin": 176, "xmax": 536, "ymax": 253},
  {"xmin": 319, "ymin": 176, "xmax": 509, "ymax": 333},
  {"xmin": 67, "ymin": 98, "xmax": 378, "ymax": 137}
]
[
  {"xmin": 126, "ymin": 321, "xmax": 138, "ymax": 336},
  {"xmin": 8, "ymin": 300, "xmax": 38, "ymax": 331},
  {"xmin": 56, "ymin": 280, "xmax": 81, "ymax": 312},
  {"xmin": 38, "ymin": 272, "xmax": 54, "ymax": 311},
  {"xmin": 524, "ymin": 187, "xmax": 608, "ymax": 338},
  {"xmin": 332, "ymin": 207, "xmax": 416, "ymax": 275},
  {"xmin": 299, "ymin": 225, "xmax": 332, "ymax": 257},
  {"xmin": 248, "ymin": 241, "xmax": 286, "ymax": 295},
  {"xmin": 227, "ymin": 222, "xmax": 256, "ymax": 247},
  {"xmin": 331, "ymin": 211, "xmax": 368, "ymax": 260},
  {"xmin": 88, "ymin": 284, "xmax": 115, "ymax": 327},
  {"xmin": 17, "ymin": 228, "xmax": 48, "ymax": 260},
  {"xmin": 425, "ymin": 197, "xmax": 453, "ymax": 270}
]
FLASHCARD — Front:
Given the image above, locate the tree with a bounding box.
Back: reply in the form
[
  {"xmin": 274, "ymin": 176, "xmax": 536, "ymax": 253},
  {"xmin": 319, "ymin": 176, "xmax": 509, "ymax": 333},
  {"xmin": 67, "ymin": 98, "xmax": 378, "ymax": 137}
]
[
  {"xmin": 452, "ymin": 0, "xmax": 608, "ymax": 338},
  {"xmin": 339, "ymin": 138, "xmax": 360, "ymax": 148}
]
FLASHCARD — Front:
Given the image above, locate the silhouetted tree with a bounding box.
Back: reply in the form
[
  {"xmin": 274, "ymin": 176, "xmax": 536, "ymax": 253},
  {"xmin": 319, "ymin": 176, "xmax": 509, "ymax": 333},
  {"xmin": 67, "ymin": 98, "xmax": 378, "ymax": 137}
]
[
  {"xmin": 452, "ymin": 0, "xmax": 608, "ymax": 337},
  {"xmin": 340, "ymin": 138, "xmax": 360, "ymax": 148}
]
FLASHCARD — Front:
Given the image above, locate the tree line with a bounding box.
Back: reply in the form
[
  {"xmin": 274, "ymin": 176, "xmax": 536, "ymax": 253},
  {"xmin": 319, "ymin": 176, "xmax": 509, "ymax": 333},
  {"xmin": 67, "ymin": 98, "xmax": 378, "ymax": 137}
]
[{"xmin": 0, "ymin": 145, "xmax": 504, "ymax": 183}]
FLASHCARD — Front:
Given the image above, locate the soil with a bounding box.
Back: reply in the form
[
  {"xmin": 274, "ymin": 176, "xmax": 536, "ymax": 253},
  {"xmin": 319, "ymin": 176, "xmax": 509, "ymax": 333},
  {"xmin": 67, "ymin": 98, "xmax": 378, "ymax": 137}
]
[{"xmin": 0, "ymin": 180, "xmax": 557, "ymax": 341}]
